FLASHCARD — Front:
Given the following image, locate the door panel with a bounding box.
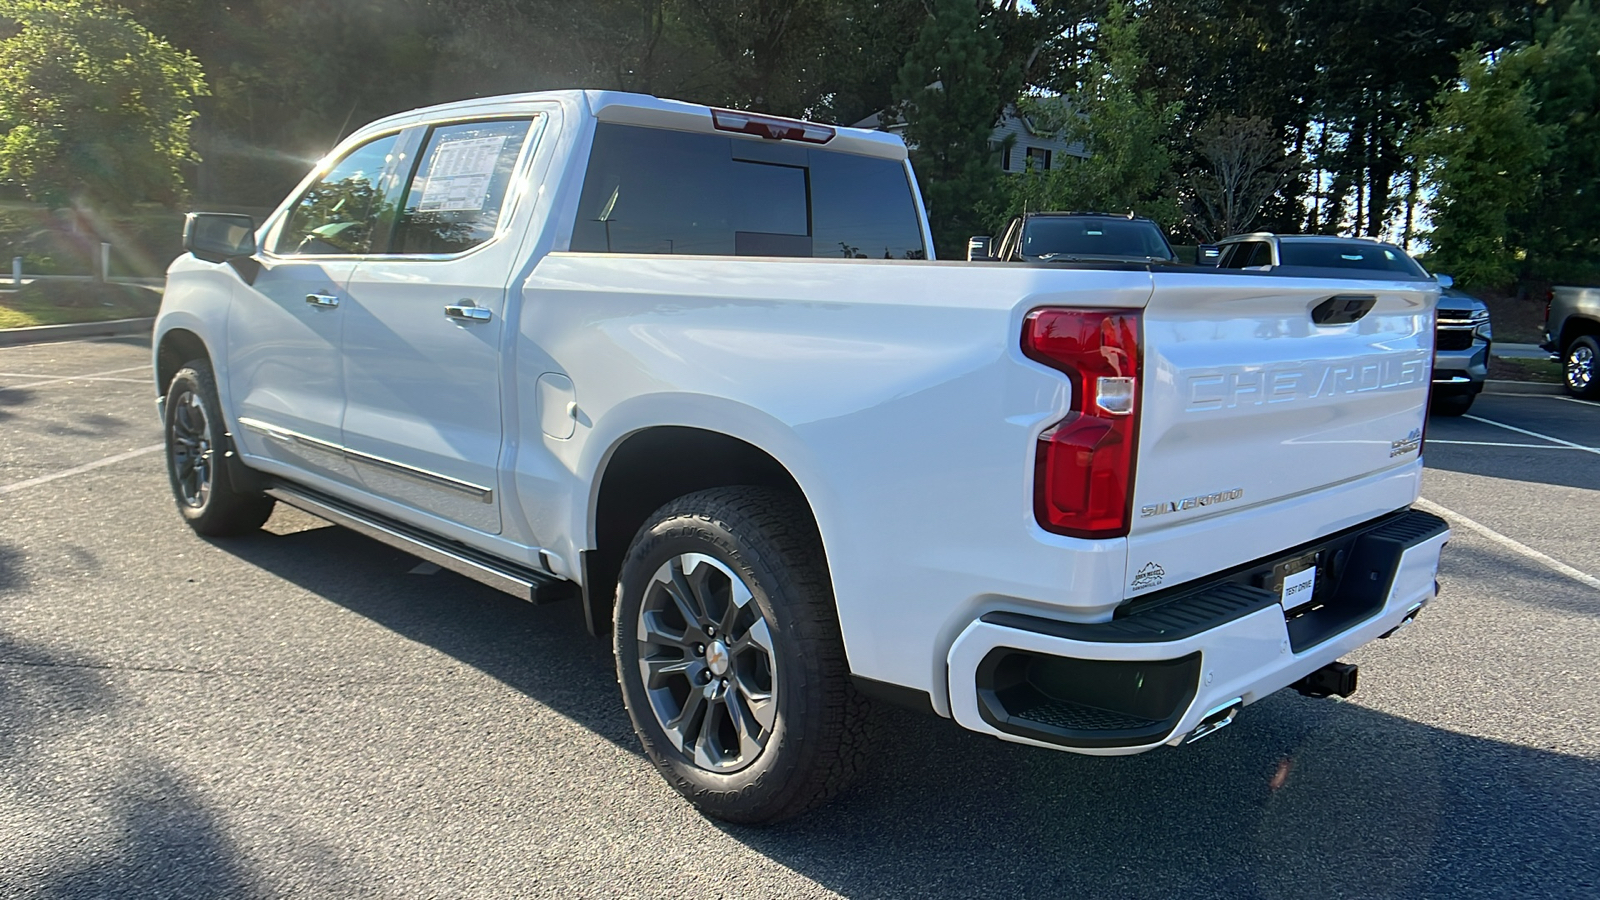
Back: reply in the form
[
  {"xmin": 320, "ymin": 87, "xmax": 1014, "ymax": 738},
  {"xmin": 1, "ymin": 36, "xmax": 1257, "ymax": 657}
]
[
  {"xmin": 227, "ymin": 130, "xmax": 407, "ymax": 486},
  {"xmin": 339, "ymin": 116, "xmax": 542, "ymax": 535},
  {"xmin": 227, "ymin": 258, "xmax": 361, "ymax": 482}
]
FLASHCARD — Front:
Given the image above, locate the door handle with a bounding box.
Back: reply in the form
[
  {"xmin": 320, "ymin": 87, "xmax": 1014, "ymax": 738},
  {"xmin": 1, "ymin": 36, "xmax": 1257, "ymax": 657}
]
[
  {"xmin": 305, "ymin": 292, "xmax": 340, "ymax": 308},
  {"xmin": 445, "ymin": 302, "xmax": 492, "ymax": 322}
]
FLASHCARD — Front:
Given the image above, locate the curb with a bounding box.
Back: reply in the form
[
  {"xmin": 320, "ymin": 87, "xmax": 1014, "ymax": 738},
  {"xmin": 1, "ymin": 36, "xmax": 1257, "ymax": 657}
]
[
  {"xmin": 1483, "ymin": 379, "xmax": 1564, "ymax": 396},
  {"xmin": 0, "ymin": 317, "xmax": 155, "ymax": 347}
]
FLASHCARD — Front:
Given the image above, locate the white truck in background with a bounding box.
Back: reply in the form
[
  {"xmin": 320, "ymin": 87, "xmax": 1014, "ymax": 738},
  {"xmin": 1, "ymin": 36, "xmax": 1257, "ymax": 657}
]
[{"xmin": 155, "ymin": 91, "xmax": 1449, "ymax": 823}]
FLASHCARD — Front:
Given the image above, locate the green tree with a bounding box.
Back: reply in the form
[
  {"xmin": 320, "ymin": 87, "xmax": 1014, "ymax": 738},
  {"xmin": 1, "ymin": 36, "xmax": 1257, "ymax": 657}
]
[
  {"xmin": 894, "ymin": 0, "xmax": 1011, "ymax": 257},
  {"xmin": 1420, "ymin": 54, "xmax": 1552, "ymax": 287},
  {"xmin": 1010, "ymin": 1, "xmax": 1181, "ymax": 227},
  {"xmin": 1424, "ymin": 1, "xmax": 1600, "ymax": 287},
  {"xmin": 0, "ymin": 0, "xmax": 206, "ymax": 208}
]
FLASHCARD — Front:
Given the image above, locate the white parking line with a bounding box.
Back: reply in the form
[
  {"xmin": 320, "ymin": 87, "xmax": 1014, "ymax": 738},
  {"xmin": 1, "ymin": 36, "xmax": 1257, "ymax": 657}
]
[
  {"xmin": 1416, "ymin": 497, "xmax": 1600, "ymax": 592},
  {"xmin": 1554, "ymin": 395, "xmax": 1600, "ymax": 408},
  {"xmin": 0, "ymin": 444, "xmax": 164, "ymax": 496},
  {"xmin": 1463, "ymin": 414, "xmax": 1600, "ymax": 456},
  {"xmin": 1428, "ymin": 440, "xmax": 1579, "ymax": 450},
  {"xmin": 0, "ymin": 364, "xmax": 152, "ymax": 392}
]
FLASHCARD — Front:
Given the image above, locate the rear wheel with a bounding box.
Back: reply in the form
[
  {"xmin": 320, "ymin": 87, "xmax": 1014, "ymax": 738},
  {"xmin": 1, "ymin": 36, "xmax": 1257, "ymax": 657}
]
[
  {"xmin": 1565, "ymin": 335, "xmax": 1599, "ymax": 398},
  {"xmin": 163, "ymin": 360, "xmax": 275, "ymax": 536},
  {"xmin": 613, "ymin": 486, "xmax": 872, "ymax": 824}
]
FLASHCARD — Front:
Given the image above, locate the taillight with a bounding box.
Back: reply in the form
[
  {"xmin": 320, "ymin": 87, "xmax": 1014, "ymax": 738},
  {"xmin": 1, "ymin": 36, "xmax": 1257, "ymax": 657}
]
[
  {"xmin": 711, "ymin": 108, "xmax": 835, "ymax": 144},
  {"xmin": 1022, "ymin": 308, "xmax": 1141, "ymax": 539}
]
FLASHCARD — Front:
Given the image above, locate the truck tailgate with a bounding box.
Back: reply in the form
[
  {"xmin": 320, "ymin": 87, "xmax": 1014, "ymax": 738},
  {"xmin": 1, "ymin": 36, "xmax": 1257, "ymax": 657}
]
[{"xmin": 1125, "ymin": 271, "xmax": 1435, "ymax": 598}]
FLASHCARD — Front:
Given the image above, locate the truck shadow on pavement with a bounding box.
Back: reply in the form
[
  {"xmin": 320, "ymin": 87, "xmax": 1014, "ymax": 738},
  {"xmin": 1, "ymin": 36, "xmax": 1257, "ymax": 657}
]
[
  {"xmin": 0, "ymin": 624, "xmax": 263, "ymax": 898},
  {"xmin": 217, "ymin": 524, "xmax": 1600, "ymax": 900}
]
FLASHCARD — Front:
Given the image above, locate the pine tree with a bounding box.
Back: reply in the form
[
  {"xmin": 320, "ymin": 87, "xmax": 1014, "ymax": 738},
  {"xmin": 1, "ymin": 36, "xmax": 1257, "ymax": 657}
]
[{"xmin": 894, "ymin": 0, "xmax": 1009, "ymax": 258}]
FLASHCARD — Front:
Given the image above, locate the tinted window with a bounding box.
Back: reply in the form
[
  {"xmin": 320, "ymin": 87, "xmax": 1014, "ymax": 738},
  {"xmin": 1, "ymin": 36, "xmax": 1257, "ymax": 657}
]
[
  {"xmin": 1278, "ymin": 240, "xmax": 1426, "ymax": 275},
  {"xmin": 274, "ymin": 134, "xmax": 401, "ymax": 255},
  {"xmin": 1020, "ymin": 217, "xmax": 1174, "ymax": 261},
  {"xmin": 570, "ymin": 123, "xmax": 926, "ymax": 260},
  {"xmin": 1219, "ymin": 241, "xmax": 1270, "ymax": 268},
  {"xmin": 392, "ymin": 118, "xmax": 535, "ymax": 255}
]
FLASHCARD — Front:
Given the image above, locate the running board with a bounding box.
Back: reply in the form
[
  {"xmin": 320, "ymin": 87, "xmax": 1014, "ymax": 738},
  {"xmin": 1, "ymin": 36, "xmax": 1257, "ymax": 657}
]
[{"xmin": 265, "ymin": 484, "xmax": 578, "ymax": 605}]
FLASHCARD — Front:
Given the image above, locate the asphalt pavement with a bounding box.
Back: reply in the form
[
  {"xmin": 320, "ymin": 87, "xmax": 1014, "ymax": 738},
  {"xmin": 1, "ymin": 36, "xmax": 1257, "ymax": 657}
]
[{"xmin": 1, "ymin": 337, "xmax": 1597, "ymax": 899}]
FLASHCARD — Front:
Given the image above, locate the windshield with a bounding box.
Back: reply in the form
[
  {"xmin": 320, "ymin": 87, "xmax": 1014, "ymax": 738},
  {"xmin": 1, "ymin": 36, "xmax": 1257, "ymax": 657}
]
[
  {"xmin": 1020, "ymin": 217, "xmax": 1174, "ymax": 261},
  {"xmin": 1277, "ymin": 240, "xmax": 1427, "ymax": 276}
]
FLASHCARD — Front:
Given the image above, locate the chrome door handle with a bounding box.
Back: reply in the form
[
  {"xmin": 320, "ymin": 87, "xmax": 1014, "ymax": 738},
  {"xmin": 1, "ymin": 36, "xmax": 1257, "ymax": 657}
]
[
  {"xmin": 305, "ymin": 292, "xmax": 340, "ymax": 308},
  {"xmin": 445, "ymin": 302, "xmax": 492, "ymax": 322}
]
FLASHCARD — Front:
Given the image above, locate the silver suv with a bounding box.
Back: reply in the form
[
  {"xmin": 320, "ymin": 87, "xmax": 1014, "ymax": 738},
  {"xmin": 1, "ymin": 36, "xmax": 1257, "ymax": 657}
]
[{"xmin": 1214, "ymin": 233, "xmax": 1489, "ymax": 416}]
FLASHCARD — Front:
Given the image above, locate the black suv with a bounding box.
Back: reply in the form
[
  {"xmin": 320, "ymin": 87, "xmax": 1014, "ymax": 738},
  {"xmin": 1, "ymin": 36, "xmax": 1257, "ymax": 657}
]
[{"xmin": 969, "ymin": 212, "xmax": 1177, "ymax": 264}]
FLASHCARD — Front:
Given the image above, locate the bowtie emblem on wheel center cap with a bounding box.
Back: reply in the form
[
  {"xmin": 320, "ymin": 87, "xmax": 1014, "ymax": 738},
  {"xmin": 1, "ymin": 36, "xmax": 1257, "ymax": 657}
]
[{"xmin": 705, "ymin": 640, "xmax": 730, "ymax": 677}]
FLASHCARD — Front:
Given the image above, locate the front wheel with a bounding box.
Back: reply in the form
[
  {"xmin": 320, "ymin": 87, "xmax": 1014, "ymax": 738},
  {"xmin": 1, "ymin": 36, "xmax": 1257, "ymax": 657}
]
[
  {"xmin": 163, "ymin": 359, "xmax": 275, "ymax": 536},
  {"xmin": 1430, "ymin": 390, "xmax": 1475, "ymax": 417},
  {"xmin": 613, "ymin": 487, "xmax": 872, "ymax": 824},
  {"xmin": 1565, "ymin": 335, "xmax": 1599, "ymax": 399}
]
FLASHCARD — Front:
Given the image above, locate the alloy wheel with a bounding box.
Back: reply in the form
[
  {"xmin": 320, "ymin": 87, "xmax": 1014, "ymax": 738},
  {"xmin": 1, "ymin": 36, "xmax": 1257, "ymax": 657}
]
[
  {"xmin": 1569, "ymin": 344, "xmax": 1595, "ymax": 392},
  {"xmin": 169, "ymin": 390, "xmax": 213, "ymax": 508},
  {"xmin": 636, "ymin": 553, "xmax": 778, "ymax": 773}
]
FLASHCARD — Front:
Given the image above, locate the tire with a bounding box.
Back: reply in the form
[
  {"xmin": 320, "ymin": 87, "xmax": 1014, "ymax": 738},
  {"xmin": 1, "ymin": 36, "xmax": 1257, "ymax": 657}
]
[
  {"xmin": 1430, "ymin": 390, "xmax": 1474, "ymax": 417},
  {"xmin": 613, "ymin": 486, "xmax": 872, "ymax": 824},
  {"xmin": 1564, "ymin": 335, "xmax": 1600, "ymax": 399},
  {"xmin": 163, "ymin": 359, "xmax": 275, "ymax": 536}
]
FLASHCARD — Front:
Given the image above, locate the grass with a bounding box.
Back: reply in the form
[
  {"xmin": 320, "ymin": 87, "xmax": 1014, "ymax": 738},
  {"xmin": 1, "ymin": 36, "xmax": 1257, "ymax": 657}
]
[
  {"xmin": 1489, "ymin": 356, "xmax": 1562, "ymax": 384},
  {"xmin": 0, "ymin": 281, "xmax": 162, "ymax": 329}
]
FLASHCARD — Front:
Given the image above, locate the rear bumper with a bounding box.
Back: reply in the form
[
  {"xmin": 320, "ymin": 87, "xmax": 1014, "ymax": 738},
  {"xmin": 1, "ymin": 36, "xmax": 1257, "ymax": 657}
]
[{"xmin": 947, "ymin": 508, "xmax": 1449, "ymax": 755}]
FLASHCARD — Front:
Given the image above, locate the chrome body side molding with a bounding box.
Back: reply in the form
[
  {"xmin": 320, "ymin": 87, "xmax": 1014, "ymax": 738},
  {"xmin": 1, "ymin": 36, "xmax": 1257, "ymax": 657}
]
[{"xmin": 240, "ymin": 416, "xmax": 494, "ymax": 503}]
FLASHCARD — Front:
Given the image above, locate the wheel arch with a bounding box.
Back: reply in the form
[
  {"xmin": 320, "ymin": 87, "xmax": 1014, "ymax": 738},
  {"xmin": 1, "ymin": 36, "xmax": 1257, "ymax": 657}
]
[
  {"xmin": 582, "ymin": 425, "xmax": 823, "ymax": 638},
  {"xmin": 156, "ymin": 326, "xmax": 211, "ymax": 396},
  {"xmin": 1558, "ymin": 315, "xmax": 1600, "ymax": 354}
]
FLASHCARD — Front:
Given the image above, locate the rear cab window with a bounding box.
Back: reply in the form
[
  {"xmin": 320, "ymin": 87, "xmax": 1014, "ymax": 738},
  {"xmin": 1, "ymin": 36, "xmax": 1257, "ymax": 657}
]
[
  {"xmin": 569, "ymin": 123, "xmax": 926, "ymax": 260},
  {"xmin": 1018, "ymin": 216, "xmax": 1174, "ymax": 261},
  {"xmin": 1277, "ymin": 241, "xmax": 1427, "ymax": 276}
]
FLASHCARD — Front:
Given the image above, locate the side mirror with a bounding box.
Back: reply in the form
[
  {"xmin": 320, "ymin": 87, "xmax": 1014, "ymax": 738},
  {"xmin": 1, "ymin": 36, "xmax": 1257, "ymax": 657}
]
[
  {"xmin": 1196, "ymin": 244, "xmax": 1221, "ymax": 266},
  {"xmin": 1434, "ymin": 273, "xmax": 1454, "ymax": 289},
  {"xmin": 967, "ymin": 235, "xmax": 993, "ymax": 262},
  {"xmin": 185, "ymin": 212, "xmax": 258, "ymax": 263}
]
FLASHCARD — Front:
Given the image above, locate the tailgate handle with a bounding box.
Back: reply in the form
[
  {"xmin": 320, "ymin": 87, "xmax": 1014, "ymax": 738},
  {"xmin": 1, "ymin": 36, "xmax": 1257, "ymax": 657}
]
[{"xmin": 1311, "ymin": 294, "xmax": 1377, "ymax": 326}]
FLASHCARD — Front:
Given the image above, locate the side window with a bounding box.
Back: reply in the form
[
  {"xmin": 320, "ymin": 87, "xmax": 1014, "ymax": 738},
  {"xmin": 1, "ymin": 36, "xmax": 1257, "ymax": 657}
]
[
  {"xmin": 1218, "ymin": 243, "xmax": 1247, "ymax": 269},
  {"xmin": 569, "ymin": 123, "xmax": 926, "ymax": 260},
  {"xmin": 1245, "ymin": 242, "xmax": 1274, "ymax": 268},
  {"xmin": 391, "ymin": 118, "xmax": 535, "ymax": 255},
  {"xmin": 274, "ymin": 134, "xmax": 402, "ymax": 255}
]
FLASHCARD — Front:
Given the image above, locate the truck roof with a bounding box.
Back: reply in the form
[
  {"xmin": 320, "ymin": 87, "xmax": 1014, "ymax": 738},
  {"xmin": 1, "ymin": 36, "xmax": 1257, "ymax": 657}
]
[{"xmin": 356, "ymin": 90, "xmax": 909, "ymax": 161}]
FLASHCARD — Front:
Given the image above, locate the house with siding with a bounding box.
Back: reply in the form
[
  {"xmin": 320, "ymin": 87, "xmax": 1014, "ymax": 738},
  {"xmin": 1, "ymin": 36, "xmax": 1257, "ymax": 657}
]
[{"xmin": 852, "ymin": 101, "xmax": 1088, "ymax": 173}]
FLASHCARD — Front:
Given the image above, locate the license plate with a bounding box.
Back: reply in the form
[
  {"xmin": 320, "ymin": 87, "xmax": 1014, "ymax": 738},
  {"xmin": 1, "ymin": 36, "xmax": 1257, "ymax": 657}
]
[{"xmin": 1281, "ymin": 564, "xmax": 1317, "ymax": 610}]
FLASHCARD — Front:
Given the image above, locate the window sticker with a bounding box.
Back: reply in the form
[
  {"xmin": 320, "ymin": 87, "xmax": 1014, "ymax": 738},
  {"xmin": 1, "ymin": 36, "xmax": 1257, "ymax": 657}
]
[{"xmin": 416, "ymin": 134, "xmax": 509, "ymax": 212}]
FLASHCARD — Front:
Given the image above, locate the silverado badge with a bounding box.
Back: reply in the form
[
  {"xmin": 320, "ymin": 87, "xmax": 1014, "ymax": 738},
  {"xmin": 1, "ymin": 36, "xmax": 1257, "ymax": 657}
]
[{"xmin": 1390, "ymin": 428, "xmax": 1423, "ymax": 457}]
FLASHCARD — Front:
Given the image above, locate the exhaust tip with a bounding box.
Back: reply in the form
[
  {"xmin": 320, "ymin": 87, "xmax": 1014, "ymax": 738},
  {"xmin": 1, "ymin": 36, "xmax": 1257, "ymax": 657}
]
[
  {"xmin": 1184, "ymin": 698, "xmax": 1242, "ymax": 744},
  {"xmin": 1380, "ymin": 601, "xmax": 1426, "ymax": 639}
]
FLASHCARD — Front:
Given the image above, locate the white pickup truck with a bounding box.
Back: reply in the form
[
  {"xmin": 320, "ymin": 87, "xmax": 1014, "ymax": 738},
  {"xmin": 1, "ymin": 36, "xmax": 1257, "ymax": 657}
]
[{"xmin": 156, "ymin": 90, "xmax": 1450, "ymax": 823}]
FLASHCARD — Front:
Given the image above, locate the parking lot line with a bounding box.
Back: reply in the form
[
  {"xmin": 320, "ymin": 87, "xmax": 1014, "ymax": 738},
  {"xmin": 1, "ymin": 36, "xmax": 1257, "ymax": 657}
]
[
  {"xmin": 1463, "ymin": 414, "xmax": 1600, "ymax": 457},
  {"xmin": 0, "ymin": 443, "xmax": 164, "ymax": 496},
  {"xmin": 1416, "ymin": 497, "xmax": 1600, "ymax": 592},
  {"xmin": 0, "ymin": 364, "xmax": 153, "ymax": 392},
  {"xmin": 1554, "ymin": 396, "xmax": 1600, "ymax": 408},
  {"xmin": 1428, "ymin": 440, "xmax": 1579, "ymax": 450}
]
